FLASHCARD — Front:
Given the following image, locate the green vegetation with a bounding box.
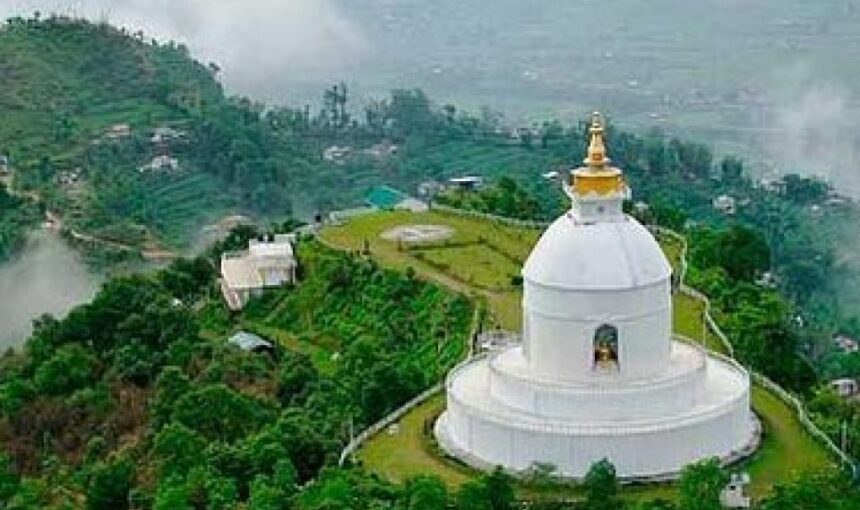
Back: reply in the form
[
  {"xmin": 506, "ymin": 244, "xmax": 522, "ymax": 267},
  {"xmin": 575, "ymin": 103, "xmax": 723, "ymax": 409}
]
[
  {"xmin": 435, "ymin": 176, "xmax": 545, "ymax": 220},
  {"xmin": 321, "ymin": 210, "xmax": 539, "ymax": 330},
  {"xmin": 0, "ymin": 183, "xmax": 39, "ymax": 261},
  {"xmin": 0, "ymin": 229, "xmax": 473, "ymax": 507}
]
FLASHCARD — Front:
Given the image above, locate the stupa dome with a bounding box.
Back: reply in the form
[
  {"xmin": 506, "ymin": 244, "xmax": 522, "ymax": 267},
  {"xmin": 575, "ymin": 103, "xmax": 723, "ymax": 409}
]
[{"xmin": 522, "ymin": 214, "xmax": 671, "ymax": 291}]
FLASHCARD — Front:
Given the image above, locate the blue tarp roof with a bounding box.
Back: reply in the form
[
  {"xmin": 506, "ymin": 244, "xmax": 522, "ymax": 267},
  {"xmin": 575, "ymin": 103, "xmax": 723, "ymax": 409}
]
[{"xmin": 365, "ymin": 185, "xmax": 408, "ymax": 210}]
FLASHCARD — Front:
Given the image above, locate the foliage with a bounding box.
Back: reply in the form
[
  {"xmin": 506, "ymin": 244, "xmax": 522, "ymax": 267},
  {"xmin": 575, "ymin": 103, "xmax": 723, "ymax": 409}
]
[
  {"xmin": 435, "ymin": 176, "xmax": 543, "ymax": 220},
  {"xmin": 583, "ymin": 459, "xmax": 622, "ymax": 510},
  {"xmin": 0, "ymin": 236, "xmax": 472, "ymax": 506},
  {"xmin": 677, "ymin": 458, "xmax": 728, "ymax": 510},
  {"xmin": 33, "ymin": 343, "xmax": 97, "ymax": 396},
  {"xmin": 85, "ymin": 457, "xmax": 133, "ymax": 510},
  {"xmin": 688, "ymin": 225, "xmax": 770, "ymax": 282},
  {"xmin": 0, "ymin": 184, "xmax": 39, "ymax": 262},
  {"xmin": 757, "ymin": 471, "xmax": 859, "ymax": 510}
]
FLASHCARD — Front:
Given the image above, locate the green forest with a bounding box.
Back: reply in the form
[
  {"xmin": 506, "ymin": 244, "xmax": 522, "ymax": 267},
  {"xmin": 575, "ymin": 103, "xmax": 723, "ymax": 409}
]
[
  {"xmin": 0, "ymin": 228, "xmax": 475, "ymax": 508},
  {"xmin": 0, "ymin": 184, "xmax": 39, "ymax": 260}
]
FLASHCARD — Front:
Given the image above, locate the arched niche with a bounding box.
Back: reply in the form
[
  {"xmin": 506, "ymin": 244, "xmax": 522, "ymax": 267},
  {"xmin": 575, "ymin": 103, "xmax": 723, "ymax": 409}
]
[{"xmin": 593, "ymin": 324, "xmax": 619, "ymax": 371}]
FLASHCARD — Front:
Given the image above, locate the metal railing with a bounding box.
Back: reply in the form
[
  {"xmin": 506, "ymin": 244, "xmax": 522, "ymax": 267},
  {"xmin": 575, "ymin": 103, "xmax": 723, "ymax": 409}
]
[
  {"xmin": 338, "ymin": 305, "xmax": 483, "ymax": 466},
  {"xmin": 648, "ymin": 226, "xmax": 855, "ymax": 475}
]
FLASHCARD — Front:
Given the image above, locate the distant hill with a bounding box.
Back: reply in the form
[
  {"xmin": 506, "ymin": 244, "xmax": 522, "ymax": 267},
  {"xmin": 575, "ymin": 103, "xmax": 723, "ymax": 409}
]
[
  {"xmin": 0, "ymin": 16, "xmax": 569, "ymax": 260},
  {"xmin": 0, "ymin": 16, "xmax": 325, "ymax": 256},
  {"xmin": 0, "ymin": 15, "xmax": 221, "ymax": 161}
]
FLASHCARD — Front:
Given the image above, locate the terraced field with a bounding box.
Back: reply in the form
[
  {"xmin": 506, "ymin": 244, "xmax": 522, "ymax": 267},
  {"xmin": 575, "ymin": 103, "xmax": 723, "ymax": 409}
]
[{"xmin": 75, "ymin": 168, "xmax": 231, "ymax": 252}]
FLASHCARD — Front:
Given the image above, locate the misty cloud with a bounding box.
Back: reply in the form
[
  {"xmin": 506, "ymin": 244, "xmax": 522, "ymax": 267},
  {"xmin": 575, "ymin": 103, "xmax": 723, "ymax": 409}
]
[
  {"xmin": 0, "ymin": 231, "xmax": 99, "ymax": 350},
  {"xmin": 1, "ymin": 0, "xmax": 368, "ymax": 102},
  {"xmin": 756, "ymin": 64, "xmax": 860, "ymax": 197}
]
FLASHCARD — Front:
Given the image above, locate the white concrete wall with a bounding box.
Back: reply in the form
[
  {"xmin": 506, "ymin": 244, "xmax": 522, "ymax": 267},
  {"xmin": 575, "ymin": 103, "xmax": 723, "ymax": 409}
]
[
  {"xmin": 522, "ymin": 279, "xmax": 672, "ymax": 381},
  {"xmin": 438, "ymin": 347, "xmax": 754, "ymax": 479},
  {"xmin": 441, "ymin": 378, "xmax": 751, "ymax": 478},
  {"xmin": 487, "ymin": 346, "xmax": 707, "ymax": 420}
]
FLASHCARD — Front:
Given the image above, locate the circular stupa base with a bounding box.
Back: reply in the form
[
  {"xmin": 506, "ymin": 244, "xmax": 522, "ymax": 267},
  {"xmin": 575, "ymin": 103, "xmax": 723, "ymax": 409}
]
[
  {"xmin": 435, "ymin": 345, "xmax": 760, "ymax": 480},
  {"xmin": 435, "ymin": 411, "xmax": 761, "ymax": 483}
]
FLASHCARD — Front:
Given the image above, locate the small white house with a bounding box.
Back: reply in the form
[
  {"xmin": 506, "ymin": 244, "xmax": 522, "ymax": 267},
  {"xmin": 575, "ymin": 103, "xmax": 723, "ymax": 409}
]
[
  {"xmin": 713, "ymin": 194, "xmax": 737, "ymax": 215},
  {"xmin": 323, "ymin": 146, "xmax": 353, "ymax": 165},
  {"xmin": 720, "ymin": 473, "xmax": 751, "ymax": 509},
  {"xmin": 417, "ymin": 180, "xmax": 445, "ymax": 198},
  {"xmin": 834, "ymin": 335, "xmax": 859, "ymax": 354},
  {"xmin": 151, "ymin": 126, "xmax": 187, "ymax": 145},
  {"xmin": 139, "ymin": 155, "xmax": 180, "ymax": 173},
  {"xmin": 448, "ymin": 176, "xmax": 483, "ymax": 191},
  {"xmin": 756, "ymin": 174, "xmax": 786, "ymax": 195},
  {"xmin": 0, "ymin": 155, "xmax": 9, "ymax": 175},
  {"xmin": 830, "ymin": 378, "xmax": 859, "ymax": 398},
  {"xmin": 56, "ymin": 168, "xmax": 83, "ymax": 187},
  {"xmin": 220, "ymin": 234, "xmax": 297, "ymax": 311},
  {"xmin": 363, "ymin": 141, "xmax": 398, "ymax": 159},
  {"xmin": 541, "ymin": 170, "xmax": 560, "ymax": 181},
  {"xmin": 105, "ymin": 123, "xmax": 131, "ymax": 139},
  {"xmin": 228, "ymin": 331, "xmax": 274, "ymax": 353}
]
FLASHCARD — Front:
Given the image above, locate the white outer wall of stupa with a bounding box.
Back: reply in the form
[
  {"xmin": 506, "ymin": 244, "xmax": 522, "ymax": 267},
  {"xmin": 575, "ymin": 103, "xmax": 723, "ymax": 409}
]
[
  {"xmin": 523, "ymin": 278, "xmax": 671, "ymax": 381},
  {"xmin": 436, "ymin": 342, "xmax": 754, "ymax": 478}
]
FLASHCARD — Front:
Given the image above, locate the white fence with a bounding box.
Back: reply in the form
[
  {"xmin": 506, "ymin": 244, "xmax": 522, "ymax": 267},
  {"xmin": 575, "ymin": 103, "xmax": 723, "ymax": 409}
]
[
  {"xmin": 338, "ymin": 305, "xmax": 483, "ymax": 466},
  {"xmin": 431, "ymin": 204, "xmax": 550, "ymax": 229},
  {"xmin": 338, "ymin": 382, "xmax": 444, "ymax": 466}
]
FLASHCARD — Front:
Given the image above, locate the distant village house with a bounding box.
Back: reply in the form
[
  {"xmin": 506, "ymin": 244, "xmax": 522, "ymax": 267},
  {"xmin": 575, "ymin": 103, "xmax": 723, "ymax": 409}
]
[
  {"xmin": 448, "ymin": 175, "xmax": 483, "ymax": 191},
  {"xmin": 220, "ymin": 234, "xmax": 298, "ymax": 311},
  {"xmin": 323, "ymin": 145, "xmax": 353, "ymax": 165},
  {"xmin": 417, "ymin": 180, "xmax": 445, "ymax": 198},
  {"xmin": 56, "ymin": 168, "xmax": 83, "ymax": 187},
  {"xmin": 362, "ymin": 141, "xmax": 398, "ymax": 159},
  {"xmin": 104, "ymin": 123, "xmax": 131, "ymax": 139},
  {"xmin": 834, "ymin": 335, "xmax": 859, "ymax": 354},
  {"xmin": 150, "ymin": 126, "xmax": 187, "ymax": 145},
  {"xmin": 756, "ymin": 173, "xmax": 786, "ymax": 195},
  {"xmin": 830, "ymin": 378, "xmax": 859, "ymax": 399},
  {"xmin": 712, "ymin": 194, "xmax": 736, "ymax": 215},
  {"xmin": 139, "ymin": 155, "xmax": 180, "ymax": 174},
  {"xmin": 228, "ymin": 331, "xmax": 275, "ymax": 354}
]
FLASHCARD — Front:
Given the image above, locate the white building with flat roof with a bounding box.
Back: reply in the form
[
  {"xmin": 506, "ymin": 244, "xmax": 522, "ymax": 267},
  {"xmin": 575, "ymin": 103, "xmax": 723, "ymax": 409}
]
[
  {"xmin": 220, "ymin": 234, "xmax": 297, "ymax": 311},
  {"xmin": 435, "ymin": 113, "xmax": 757, "ymax": 480},
  {"xmin": 830, "ymin": 378, "xmax": 859, "ymax": 398}
]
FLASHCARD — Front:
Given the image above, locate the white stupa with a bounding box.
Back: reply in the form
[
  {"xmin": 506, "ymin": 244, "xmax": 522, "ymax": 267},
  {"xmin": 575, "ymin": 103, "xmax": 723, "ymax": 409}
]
[{"xmin": 435, "ymin": 113, "xmax": 757, "ymax": 479}]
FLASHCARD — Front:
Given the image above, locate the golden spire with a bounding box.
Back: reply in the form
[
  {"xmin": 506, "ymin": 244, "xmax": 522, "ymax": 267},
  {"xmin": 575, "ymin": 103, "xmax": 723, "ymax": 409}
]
[
  {"xmin": 569, "ymin": 111, "xmax": 624, "ymax": 198},
  {"xmin": 584, "ymin": 112, "xmax": 609, "ymax": 170}
]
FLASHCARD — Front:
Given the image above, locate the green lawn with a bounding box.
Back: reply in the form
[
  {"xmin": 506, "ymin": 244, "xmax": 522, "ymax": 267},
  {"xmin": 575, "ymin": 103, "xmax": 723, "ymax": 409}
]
[
  {"xmin": 321, "ymin": 210, "xmax": 538, "ymax": 330},
  {"xmin": 323, "ymin": 210, "xmax": 835, "ymax": 502},
  {"xmin": 414, "ymin": 244, "xmax": 521, "ymax": 291}
]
